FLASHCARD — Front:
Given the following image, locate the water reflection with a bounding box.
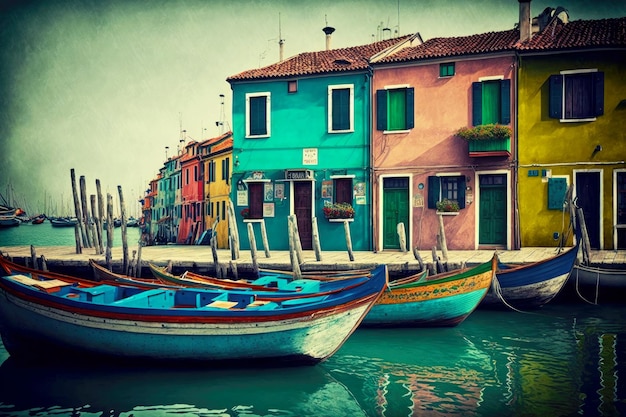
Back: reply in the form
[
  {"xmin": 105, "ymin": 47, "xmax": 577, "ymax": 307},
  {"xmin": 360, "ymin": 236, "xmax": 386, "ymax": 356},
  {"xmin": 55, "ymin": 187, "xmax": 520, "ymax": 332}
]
[
  {"xmin": 324, "ymin": 305, "xmax": 626, "ymax": 417},
  {"xmin": 0, "ymin": 354, "xmax": 365, "ymax": 417}
]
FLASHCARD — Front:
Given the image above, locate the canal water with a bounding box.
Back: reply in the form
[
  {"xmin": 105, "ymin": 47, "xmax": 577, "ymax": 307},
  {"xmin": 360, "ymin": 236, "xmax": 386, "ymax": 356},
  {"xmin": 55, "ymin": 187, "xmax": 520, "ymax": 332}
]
[
  {"xmin": 0, "ymin": 301, "xmax": 624, "ymax": 416},
  {"xmin": 1, "ymin": 225, "xmax": 625, "ymax": 416}
]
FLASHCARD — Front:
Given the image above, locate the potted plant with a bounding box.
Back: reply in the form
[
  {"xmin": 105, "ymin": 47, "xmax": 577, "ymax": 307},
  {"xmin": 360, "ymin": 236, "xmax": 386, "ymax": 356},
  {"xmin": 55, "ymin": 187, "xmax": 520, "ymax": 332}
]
[
  {"xmin": 323, "ymin": 201, "xmax": 355, "ymax": 219},
  {"xmin": 436, "ymin": 199, "xmax": 460, "ymax": 213}
]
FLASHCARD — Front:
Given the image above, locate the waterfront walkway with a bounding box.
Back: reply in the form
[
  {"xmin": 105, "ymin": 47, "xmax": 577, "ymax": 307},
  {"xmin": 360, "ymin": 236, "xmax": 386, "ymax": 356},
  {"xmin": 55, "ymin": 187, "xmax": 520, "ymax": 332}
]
[{"xmin": 2, "ymin": 244, "xmax": 625, "ymax": 276}]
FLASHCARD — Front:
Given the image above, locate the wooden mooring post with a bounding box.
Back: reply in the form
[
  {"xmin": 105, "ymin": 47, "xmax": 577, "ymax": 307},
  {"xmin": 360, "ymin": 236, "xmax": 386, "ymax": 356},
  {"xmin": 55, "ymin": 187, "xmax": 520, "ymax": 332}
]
[
  {"xmin": 288, "ymin": 215, "xmax": 304, "ymax": 265},
  {"xmin": 397, "ymin": 222, "xmax": 407, "ymax": 254},
  {"xmin": 90, "ymin": 194, "xmax": 102, "ymax": 255},
  {"xmin": 70, "ymin": 169, "xmax": 85, "ymax": 253},
  {"xmin": 247, "ymin": 222, "xmax": 259, "ymax": 277},
  {"xmin": 227, "ymin": 200, "xmax": 240, "ymax": 260},
  {"xmin": 312, "ymin": 216, "xmax": 322, "ymax": 261},
  {"xmin": 96, "ymin": 179, "xmax": 105, "ymax": 255},
  {"xmin": 79, "ymin": 175, "xmax": 93, "ymax": 248},
  {"xmin": 105, "ymin": 193, "xmax": 114, "ymax": 269},
  {"xmin": 260, "ymin": 219, "xmax": 271, "ymax": 258},
  {"xmin": 287, "ymin": 218, "xmax": 302, "ymax": 279},
  {"xmin": 343, "ymin": 220, "xmax": 355, "ymax": 262},
  {"xmin": 437, "ymin": 214, "xmax": 449, "ymax": 261},
  {"xmin": 118, "ymin": 186, "xmax": 129, "ymax": 274}
]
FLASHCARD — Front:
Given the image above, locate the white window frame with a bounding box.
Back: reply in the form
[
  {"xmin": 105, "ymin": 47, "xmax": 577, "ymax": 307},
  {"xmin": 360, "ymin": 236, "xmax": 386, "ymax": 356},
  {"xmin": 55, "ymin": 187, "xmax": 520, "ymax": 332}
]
[
  {"xmin": 245, "ymin": 92, "xmax": 271, "ymax": 138},
  {"xmin": 327, "ymin": 84, "xmax": 354, "ymax": 134},
  {"xmin": 614, "ymin": 169, "xmax": 626, "ymax": 249}
]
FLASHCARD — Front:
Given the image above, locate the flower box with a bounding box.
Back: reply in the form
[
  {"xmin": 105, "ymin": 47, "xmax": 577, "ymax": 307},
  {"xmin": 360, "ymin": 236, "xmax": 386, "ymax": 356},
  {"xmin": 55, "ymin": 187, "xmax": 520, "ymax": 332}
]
[
  {"xmin": 468, "ymin": 137, "xmax": 511, "ymax": 157},
  {"xmin": 323, "ymin": 202, "xmax": 355, "ymax": 220}
]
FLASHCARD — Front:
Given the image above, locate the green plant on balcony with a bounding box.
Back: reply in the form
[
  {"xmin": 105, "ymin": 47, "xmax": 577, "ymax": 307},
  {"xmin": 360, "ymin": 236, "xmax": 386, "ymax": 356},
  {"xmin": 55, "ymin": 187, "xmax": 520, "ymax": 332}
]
[
  {"xmin": 455, "ymin": 124, "xmax": 512, "ymax": 141},
  {"xmin": 323, "ymin": 201, "xmax": 355, "ymax": 219},
  {"xmin": 436, "ymin": 199, "xmax": 460, "ymax": 213}
]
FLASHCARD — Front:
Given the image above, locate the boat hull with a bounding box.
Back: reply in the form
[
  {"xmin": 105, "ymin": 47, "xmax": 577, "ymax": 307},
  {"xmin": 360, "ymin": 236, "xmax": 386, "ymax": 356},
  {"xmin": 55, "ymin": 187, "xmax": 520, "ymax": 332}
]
[
  {"xmin": 482, "ymin": 245, "xmax": 578, "ymax": 309},
  {"xmin": 362, "ymin": 257, "xmax": 494, "ymax": 327},
  {"xmin": 0, "ymin": 288, "xmax": 374, "ymax": 364}
]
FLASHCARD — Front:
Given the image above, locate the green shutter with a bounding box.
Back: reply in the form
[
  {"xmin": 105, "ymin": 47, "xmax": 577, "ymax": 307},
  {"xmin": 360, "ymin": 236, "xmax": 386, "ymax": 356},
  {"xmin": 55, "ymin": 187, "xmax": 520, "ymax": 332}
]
[
  {"xmin": 549, "ymin": 75, "xmax": 563, "ymax": 119},
  {"xmin": 388, "ymin": 89, "xmax": 406, "ymax": 130},
  {"xmin": 427, "ymin": 176, "xmax": 440, "ymax": 209},
  {"xmin": 405, "ymin": 87, "xmax": 414, "ymax": 129},
  {"xmin": 548, "ymin": 178, "xmax": 567, "ymax": 210},
  {"xmin": 482, "ymin": 81, "xmax": 500, "ymax": 125},
  {"xmin": 472, "ymin": 82, "xmax": 482, "ymax": 126},
  {"xmin": 376, "ymin": 90, "xmax": 387, "ymax": 130},
  {"xmin": 593, "ymin": 72, "xmax": 604, "ymax": 116},
  {"xmin": 457, "ymin": 177, "xmax": 466, "ymax": 209},
  {"xmin": 332, "ymin": 88, "xmax": 350, "ymax": 130},
  {"xmin": 249, "ymin": 96, "xmax": 267, "ymax": 135},
  {"xmin": 500, "ymin": 79, "xmax": 511, "ymax": 124}
]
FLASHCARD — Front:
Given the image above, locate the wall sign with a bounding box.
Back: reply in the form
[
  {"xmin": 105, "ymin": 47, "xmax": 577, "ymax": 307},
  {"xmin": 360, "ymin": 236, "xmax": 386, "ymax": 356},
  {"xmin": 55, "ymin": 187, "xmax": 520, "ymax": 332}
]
[
  {"xmin": 303, "ymin": 148, "xmax": 318, "ymax": 165},
  {"xmin": 285, "ymin": 169, "xmax": 313, "ymax": 180}
]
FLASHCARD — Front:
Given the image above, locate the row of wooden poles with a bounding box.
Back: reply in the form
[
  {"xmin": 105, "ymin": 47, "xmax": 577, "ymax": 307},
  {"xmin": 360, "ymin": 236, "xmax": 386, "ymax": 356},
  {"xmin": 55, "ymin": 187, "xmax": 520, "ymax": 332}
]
[{"xmin": 66, "ymin": 168, "xmax": 142, "ymax": 276}]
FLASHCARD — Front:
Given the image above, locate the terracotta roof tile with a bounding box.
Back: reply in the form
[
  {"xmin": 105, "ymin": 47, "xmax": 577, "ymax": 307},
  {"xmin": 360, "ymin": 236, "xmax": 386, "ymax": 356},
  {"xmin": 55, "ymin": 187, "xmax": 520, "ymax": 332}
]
[
  {"xmin": 211, "ymin": 137, "xmax": 233, "ymax": 154},
  {"xmin": 516, "ymin": 17, "xmax": 626, "ymax": 51},
  {"xmin": 227, "ymin": 36, "xmax": 411, "ymax": 82},
  {"xmin": 376, "ymin": 29, "xmax": 519, "ymax": 63}
]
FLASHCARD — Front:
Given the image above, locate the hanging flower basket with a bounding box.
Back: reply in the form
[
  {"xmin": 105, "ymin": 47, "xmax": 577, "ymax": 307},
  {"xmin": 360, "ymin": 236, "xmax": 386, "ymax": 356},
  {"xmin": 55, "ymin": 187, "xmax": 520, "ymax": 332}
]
[
  {"xmin": 323, "ymin": 202, "xmax": 354, "ymax": 219},
  {"xmin": 455, "ymin": 124, "xmax": 512, "ymax": 141}
]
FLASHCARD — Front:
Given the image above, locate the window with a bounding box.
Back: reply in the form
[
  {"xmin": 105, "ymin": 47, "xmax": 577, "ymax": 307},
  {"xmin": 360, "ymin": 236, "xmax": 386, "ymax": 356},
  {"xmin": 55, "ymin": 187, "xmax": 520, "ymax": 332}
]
[
  {"xmin": 471, "ymin": 79, "xmax": 511, "ymax": 125},
  {"xmin": 427, "ymin": 175, "xmax": 466, "ymax": 209},
  {"xmin": 334, "ymin": 178, "xmax": 353, "ymax": 204},
  {"xmin": 376, "ymin": 86, "xmax": 414, "ymax": 131},
  {"xmin": 328, "ymin": 84, "xmax": 354, "ymax": 133},
  {"xmin": 549, "ymin": 69, "xmax": 604, "ymax": 121},
  {"xmin": 208, "ymin": 160, "xmax": 216, "ymax": 183},
  {"xmin": 440, "ymin": 62, "xmax": 455, "ymax": 77},
  {"xmin": 221, "ymin": 157, "xmax": 230, "ymax": 184},
  {"xmin": 288, "ymin": 80, "xmax": 298, "ymax": 93},
  {"xmin": 246, "ymin": 92, "xmax": 270, "ymax": 137}
]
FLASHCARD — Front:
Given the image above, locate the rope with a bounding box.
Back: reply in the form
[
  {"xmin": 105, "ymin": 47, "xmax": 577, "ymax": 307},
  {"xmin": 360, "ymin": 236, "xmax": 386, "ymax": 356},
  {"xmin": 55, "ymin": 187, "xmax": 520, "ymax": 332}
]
[
  {"xmin": 573, "ymin": 266, "xmax": 599, "ymax": 305},
  {"xmin": 491, "ymin": 273, "xmax": 530, "ymax": 314}
]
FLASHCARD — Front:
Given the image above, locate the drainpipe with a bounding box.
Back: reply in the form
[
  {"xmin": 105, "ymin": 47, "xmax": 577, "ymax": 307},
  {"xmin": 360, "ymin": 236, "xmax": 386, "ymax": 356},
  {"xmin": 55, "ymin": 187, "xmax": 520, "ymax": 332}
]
[{"xmin": 366, "ymin": 65, "xmax": 376, "ymax": 252}]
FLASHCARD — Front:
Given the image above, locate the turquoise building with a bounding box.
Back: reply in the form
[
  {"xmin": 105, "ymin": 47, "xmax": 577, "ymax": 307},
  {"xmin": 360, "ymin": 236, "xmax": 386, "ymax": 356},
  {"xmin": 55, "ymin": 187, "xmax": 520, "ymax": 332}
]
[{"xmin": 227, "ymin": 34, "xmax": 418, "ymax": 251}]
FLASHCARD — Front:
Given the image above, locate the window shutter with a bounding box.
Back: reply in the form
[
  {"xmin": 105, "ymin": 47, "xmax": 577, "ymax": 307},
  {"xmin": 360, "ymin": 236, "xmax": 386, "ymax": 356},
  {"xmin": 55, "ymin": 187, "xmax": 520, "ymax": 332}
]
[
  {"xmin": 405, "ymin": 87, "xmax": 415, "ymax": 129},
  {"xmin": 548, "ymin": 178, "xmax": 567, "ymax": 210},
  {"xmin": 457, "ymin": 177, "xmax": 466, "ymax": 209},
  {"xmin": 549, "ymin": 75, "xmax": 563, "ymax": 119},
  {"xmin": 376, "ymin": 90, "xmax": 387, "ymax": 130},
  {"xmin": 593, "ymin": 72, "xmax": 604, "ymax": 116},
  {"xmin": 472, "ymin": 82, "xmax": 482, "ymax": 126},
  {"xmin": 427, "ymin": 176, "xmax": 440, "ymax": 209},
  {"xmin": 500, "ymin": 79, "xmax": 511, "ymax": 124}
]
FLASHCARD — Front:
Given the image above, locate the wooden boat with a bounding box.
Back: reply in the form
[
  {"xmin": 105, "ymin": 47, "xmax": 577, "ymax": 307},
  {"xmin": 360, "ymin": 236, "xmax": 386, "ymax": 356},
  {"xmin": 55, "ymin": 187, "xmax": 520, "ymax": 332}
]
[
  {"xmin": 481, "ymin": 243, "xmax": 579, "ymax": 309},
  {"xmin": 31, "ymin": 215, "xmax": 45, "ymax": 225},
  {"xmin": 259, "ymin": 267, "xmax": 373, "ymax": 281},
  {"xmin": 90, "ymin": 259, "xmax": 180, "ymax": 289},
  {"xmin": 148, "ymin": 262, "xmax": 384, "ymax": 301},
  {"xmin": 361, "ymin": 255, "xmax": 496, "ymax": 327},
  {"xmin": 49, "ymin": 217, "xmax": 78, "ymax": 227},
  {"xmin": 0, "ymin": 261, "xmax": 387, "ymax": 364},
  {"xmin": 566, "ymin": 263, "xmax": 626, "ymax": 303}
]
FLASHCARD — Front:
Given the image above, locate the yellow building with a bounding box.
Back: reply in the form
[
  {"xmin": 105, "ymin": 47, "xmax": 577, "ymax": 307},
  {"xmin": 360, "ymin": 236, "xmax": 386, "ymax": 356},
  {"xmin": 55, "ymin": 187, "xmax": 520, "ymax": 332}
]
[
  {"xmin": 200, "ymin": 132, "xmax": 233, "ymax": 248},
  {"xmin": 516, "ymin": 15, "xmax": 626, "ymax": 249}
]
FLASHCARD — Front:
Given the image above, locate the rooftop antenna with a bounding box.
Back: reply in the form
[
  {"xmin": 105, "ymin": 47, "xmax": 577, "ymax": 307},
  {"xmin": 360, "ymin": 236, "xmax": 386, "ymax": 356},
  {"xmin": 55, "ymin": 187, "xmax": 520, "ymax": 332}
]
[
  {"xmin": 278, "ymin": 13, "xmax": 285, "ymax": 62},
  {"xmin": 216, "ymin": 94, "xmax": 225, "ymax": 134}
]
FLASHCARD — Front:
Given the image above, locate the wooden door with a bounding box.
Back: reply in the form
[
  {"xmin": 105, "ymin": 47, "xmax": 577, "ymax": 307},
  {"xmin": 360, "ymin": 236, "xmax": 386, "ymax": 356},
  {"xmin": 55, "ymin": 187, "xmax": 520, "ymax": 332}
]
[
  {"xmin": 576, "ymin": 171, "xmax": 601, "ymax": 249},
  {"xmin": 478, "ymin": 174, "xmax": 507, "ymax": 246},
  {"xmin": 382, "ymin": 177, "xmax": 409, "ymax": 249},
  {"xmin": 294, "ymin": 181, "xmax": 313, "ymax": 250}
]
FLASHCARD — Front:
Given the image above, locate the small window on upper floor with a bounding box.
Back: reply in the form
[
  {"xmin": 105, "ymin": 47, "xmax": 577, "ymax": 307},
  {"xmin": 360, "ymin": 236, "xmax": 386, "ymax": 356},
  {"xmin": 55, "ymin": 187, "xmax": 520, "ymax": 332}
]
[
  {"xmin": 246, "ymin": 92, "xmax": 271, "ymax": 138},
  {"xmin": 549, "ymin": 69, "xmax": 604, "ymax": 122},
  {"xmin": 376, "ymin": 86, "xmax": 415, "ymax": 132},
  {"xmin": 328, "ymin": 84, "xmax": 354, "ymax": 133},
  {"xmin": 288, "ymin": 80, "xmax": 298, "ymax": 93},
  {"xmin": 440, "ymin": 62, "xmax": 455, "ymax": 77}
]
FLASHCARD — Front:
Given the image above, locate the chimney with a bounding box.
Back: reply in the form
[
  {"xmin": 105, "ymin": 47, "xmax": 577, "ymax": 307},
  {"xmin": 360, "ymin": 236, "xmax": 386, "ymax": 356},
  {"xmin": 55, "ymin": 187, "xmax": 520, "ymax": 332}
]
[
  {"xmin": 323, "ymin": 26, "xmax": 335, "ymax": 50},
  {"xmin": 518, "ymin": 0, "xmax": 532, "ymax": 42}
]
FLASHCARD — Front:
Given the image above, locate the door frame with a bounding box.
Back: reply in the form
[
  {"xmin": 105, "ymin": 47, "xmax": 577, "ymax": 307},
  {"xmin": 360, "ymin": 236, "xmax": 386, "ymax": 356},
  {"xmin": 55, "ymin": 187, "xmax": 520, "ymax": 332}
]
[
  {"xmin": 474, "ymin": 169, "xmax": 511, "ymax": 250},
  {"xmin": 573, "ymin": 169, "xmax": 603, "ymax": 250},
  {"xmin": 614, "ymin": 169, "xmax": 626, "ymax": 249},
  {"xmin": 377, "ymin": 173, "xmax": 412, "ymax": 251},
  {"xmin": 289, "ymin": 179, "xmax": 315, "ymax": 245}
]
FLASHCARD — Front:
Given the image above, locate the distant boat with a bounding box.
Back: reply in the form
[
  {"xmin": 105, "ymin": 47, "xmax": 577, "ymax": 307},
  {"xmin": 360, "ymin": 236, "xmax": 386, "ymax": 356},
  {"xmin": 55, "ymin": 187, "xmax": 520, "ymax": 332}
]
[
  {"xmin": 49, "ymin": 217, "xmax": 78, "ymax": 228},
  {"xmin": 0, "ymin": 256, "xmax": 387, "ymax": 364},
  {"xmin": 126, "ymin": 217, "xmax": 139, "ymax": 227},
  {"xmin": 0, "ymin": 215, "xmax": 20, "ymax": 228},
  {"xmin": 103, "ymin": 218, "xmax": 122, "ymax": 228},
  {"xmin": 31, "ymin": 215, "xmax": 46, "ymax": 225}
]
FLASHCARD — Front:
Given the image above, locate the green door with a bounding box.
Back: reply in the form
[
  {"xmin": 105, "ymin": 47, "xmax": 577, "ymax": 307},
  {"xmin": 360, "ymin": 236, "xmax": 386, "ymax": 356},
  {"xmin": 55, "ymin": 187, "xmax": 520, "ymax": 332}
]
[
  {"xmin": 383, "ymin": 177, "xmax": 409, "ymax": 249},
  {"xmin": 479, "ymin": 174, "xmax": 507, "ymax": 245}
]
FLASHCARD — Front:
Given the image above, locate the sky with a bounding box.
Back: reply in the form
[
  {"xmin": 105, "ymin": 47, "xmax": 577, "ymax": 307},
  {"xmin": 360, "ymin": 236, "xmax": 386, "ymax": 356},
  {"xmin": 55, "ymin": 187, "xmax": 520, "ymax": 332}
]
[{"xmin": 1, "ymin": 0, "xmax": 625, "ymax": 217}]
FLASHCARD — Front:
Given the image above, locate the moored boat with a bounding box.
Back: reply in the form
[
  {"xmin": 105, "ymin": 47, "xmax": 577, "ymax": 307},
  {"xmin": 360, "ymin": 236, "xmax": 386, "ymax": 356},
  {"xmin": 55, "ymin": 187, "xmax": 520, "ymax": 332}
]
[
  {"xmin": 481, "ymin": 242, "xmax": 579, "ymax": 309},
  {"xmin": 0, "ymin": 261, "xmax": 387, "ymax": 364},
  {"xmin": 361, "ymin": 255, "xmax": 496, "ymax": 327},
  {"xmin": 0, "ymin": 215, "xmax": 20, "ymax": 228},
  {"xmin": 566, "ymin": 263, "xmax": 626, "ymax": 303},
  {"xmin": 49, "ymin": 217, "xmax": 78, "ymax": 227}
]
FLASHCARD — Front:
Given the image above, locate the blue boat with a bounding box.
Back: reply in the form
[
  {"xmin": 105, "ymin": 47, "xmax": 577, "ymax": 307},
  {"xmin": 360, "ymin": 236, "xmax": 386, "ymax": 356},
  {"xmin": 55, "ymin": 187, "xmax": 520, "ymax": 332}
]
[
  {"xmin": 481, "ymin": 242, "xmax": 579, "ymax": 309},
  {"xmin": 361, "ymin": 255, "xmax": 496, "ymax": 327},
  {"xmin": 0, "ymin": 260, "xmax": 387, "ymax": 364}
]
